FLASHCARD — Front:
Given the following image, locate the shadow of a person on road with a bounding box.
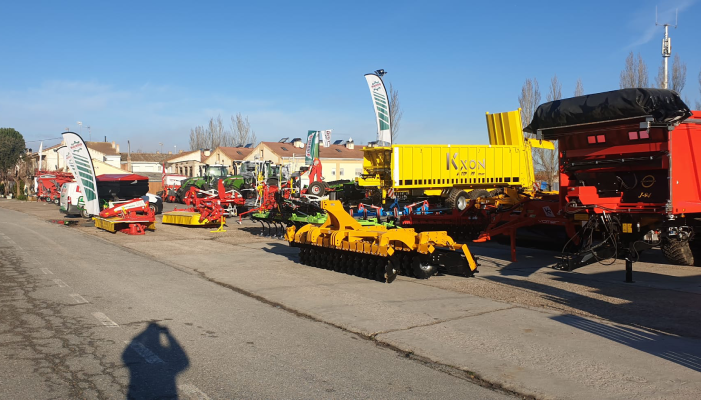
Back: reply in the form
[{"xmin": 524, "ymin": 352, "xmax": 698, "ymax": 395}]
[{"xmin": 122, "ymin": 322, "xmax": 189, "ymax": 399}]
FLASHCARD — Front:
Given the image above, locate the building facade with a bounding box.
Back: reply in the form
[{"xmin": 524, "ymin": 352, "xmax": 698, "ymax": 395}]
[
  {"xmin": 204, "ymin": 147, "xmax": 254, "ymax": 174},
  {"xmin": 244, "ymin": 139, "xmax": 363, "ymax": 181}
]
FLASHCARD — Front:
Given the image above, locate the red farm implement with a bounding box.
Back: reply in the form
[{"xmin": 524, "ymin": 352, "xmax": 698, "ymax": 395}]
[
  {"xmin": 93, "ymin": 198, "xmax": 156, "ymax": 235},
  {"xmin": 163, "ymin": 180, "xmax": 246, "ymax": 232},
  {"xmin": 36, "ymin": 171, "xmax": 73, "ymax": 204},
  {"xmin": 525, "ymin": 88, "xmax": 700, "ymax": 281}
]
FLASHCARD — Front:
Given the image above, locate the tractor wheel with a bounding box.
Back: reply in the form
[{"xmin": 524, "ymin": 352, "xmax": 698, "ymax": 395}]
[
  {"xmin": 308, "ymin": 182, "xmax": 326, "ymax": 197},
  {"xmin": 177, "ymin": 185, "xmax": 192, "ymax": 203},
  {"xmin": 445, "ymin": 189, "xmax": 469, "ymax": 211},
  {"xmin": 467, "ymin": 189, "xmax": 490, "ymax": 200},
  {"xmin": 53, "ymin": 198, "xmax": 60, "ymax": 205},
  {"xmin": 661, "ymin": 238, "xmax": 695, "ymax": 266}
]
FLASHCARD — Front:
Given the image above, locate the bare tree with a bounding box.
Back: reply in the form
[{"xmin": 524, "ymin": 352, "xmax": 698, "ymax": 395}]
[
  {"xmin": 574, "ymin": 78, "xmax": 584, "ymax": 96},
  {"xmin": 208, "ymin": 115, "xmax": 228, "ymax": 148},
  {"xmin": 189, "ymin": 115, "xmax": 235, "ymax": 150},
  {"xmin": 518, "ymin": 78, "xmax": 541, "ymax": 132},
  {"xmin": 657, "ymin": 54, "xmax": 688, "ymax": 92},
  {"xmin": 230, "ymin": 113, "xmax": 257, "ymax": 147},
  {"xmin": 637, "ymin": 53, "xmax": 649, "ymax": 87},
  {"xmin": 189, "ymin": 125, "xmax": 207, "ymax": 151},
  {"xmin": 620, "ymin": 52, "xmax": 636, "ymax": 88},
  {"xmin": 533, "ymin": 75, "xmax": 562, "ymax": 189},
  {"xmin": 672, "ymin": 53, "xmax": 687, "ymax": 93},
  {"xmin": 655, "ymin": 60, "xmax": 665, "ymax": 89},
  {"xmin": 546, "ymin": 75, "xmax": 562, "ymax": 102},
  {"xmin": 620, "ymin": 52, "xmax": 649, "ymax": 88},
  {"xmin": 389, "ymin": 82, "xmax": 403, "ymax": 144}
]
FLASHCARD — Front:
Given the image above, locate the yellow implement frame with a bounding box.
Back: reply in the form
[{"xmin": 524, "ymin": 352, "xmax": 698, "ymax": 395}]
[
  {"xmin": 285, "ymin": 200, "xmax": 477, "ymax": 282},
  {"xmin": 358, "ymin": 109, "xmax": 553, "ymax": 200},
  {"xmin": 93, "ymin": 217, "xmax": 156, "ymax": 234},
  {"xmin": 162, "ymin": 211, "xmax": 225, "ymax": 227}
]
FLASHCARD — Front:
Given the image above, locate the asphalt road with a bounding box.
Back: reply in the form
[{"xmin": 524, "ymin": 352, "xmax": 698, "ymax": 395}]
[{"xmin": 0, "ymin": 206, "xmax": 512, "ymax": 399}]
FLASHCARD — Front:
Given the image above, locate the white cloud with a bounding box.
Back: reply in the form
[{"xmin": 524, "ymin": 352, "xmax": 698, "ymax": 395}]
[{"xmin": 625, "ymin": 0, "xmax": 695, "ymax": 48}]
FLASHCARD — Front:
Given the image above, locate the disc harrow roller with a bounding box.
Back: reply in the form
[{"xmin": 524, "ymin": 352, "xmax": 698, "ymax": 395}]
[{"xmin": 286, "ymin": 200, "xmax": 478, "ymax": 283}]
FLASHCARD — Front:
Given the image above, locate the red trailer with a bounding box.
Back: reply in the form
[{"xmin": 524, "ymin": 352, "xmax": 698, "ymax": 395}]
[{"xmin": 525, "ymin": 88, "xmax": 699, "ymax": 280}]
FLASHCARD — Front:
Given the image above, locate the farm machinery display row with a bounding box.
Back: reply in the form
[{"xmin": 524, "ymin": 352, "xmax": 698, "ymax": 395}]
[{"xmin": 159, "ymin": 89, "xmax": 701, "ymax": 283}]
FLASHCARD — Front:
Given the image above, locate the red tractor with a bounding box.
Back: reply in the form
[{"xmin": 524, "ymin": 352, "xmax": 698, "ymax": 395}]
[{"xmin": 525, "ymin": 88, "xmax": 700, "ymax": 280}]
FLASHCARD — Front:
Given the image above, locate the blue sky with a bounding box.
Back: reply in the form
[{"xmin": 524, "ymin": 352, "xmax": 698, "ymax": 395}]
[{"xmin": 1, "ymin": 0, "xmax": 699, "ymax": 152}]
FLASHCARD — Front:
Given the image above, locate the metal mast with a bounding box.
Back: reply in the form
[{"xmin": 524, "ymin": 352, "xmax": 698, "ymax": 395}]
[{"xmin": 656, "ymin": 8, "xmax": 677, "ymax": 90}]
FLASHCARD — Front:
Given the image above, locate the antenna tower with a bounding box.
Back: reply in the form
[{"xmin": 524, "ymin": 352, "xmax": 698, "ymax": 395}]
[{"xmin": 656, "ymin": 7, "xmax": 678, "ymax": 90}]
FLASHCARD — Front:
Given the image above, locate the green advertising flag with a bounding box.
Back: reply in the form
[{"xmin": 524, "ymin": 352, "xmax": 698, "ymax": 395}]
[{"xmin": 305, "ymin": 130, "xmax": 319, "ymax": 165}]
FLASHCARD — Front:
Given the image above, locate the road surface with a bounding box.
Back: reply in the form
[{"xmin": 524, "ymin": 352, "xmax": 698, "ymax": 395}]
[{"xmin": 0, "ymin": 206, "xmax": 511, "ymax": 399}]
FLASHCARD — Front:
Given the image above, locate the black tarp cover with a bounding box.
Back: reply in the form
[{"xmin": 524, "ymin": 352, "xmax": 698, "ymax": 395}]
[{"xmin": 524, "ymin": 88, "xmax": 692, "ymax": 139}]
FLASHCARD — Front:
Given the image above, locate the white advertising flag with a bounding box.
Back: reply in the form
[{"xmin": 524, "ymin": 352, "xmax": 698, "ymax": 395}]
[
  {"xmin": 61, "ymin": 132, "xmax": 100, "ymax": 216},
  {"xmin": 364, "ymin": 73, "xmax": 392, "ymax": 145},
  {"xmin": 322, "ymin": 130, "xmax": 332, "ymax": 147}
]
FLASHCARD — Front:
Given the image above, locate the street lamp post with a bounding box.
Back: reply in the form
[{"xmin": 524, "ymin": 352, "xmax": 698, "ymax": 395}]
[
  {"xmin": 159, "ymin": 142, "xmax": 163, "ymax": 154},
  {"xmin": 77, "ymin": 121, "xmax": 82, "ymax": 136}
]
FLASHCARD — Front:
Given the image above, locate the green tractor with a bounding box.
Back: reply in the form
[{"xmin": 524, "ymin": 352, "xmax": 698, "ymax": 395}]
[
  {"xmin": 175, "ymin": 164, "xmax": 230, "ymax": 202},
  {"xmin": 176, "ymin": 161, "xmax": 284, "ymax": 203}
]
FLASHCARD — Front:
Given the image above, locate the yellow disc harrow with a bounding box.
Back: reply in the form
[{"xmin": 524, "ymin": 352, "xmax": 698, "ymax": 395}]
[{"xmin": 285, "ymin": 200, "xmax": 478, "ymax": 283}]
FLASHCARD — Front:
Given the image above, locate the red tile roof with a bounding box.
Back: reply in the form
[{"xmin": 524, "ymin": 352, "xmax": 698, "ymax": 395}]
[
  {"xmin": 218, "ymin": 146, "xmax": 253, "ymax": 160},
  {"xmin": 260, "ymin": 142, "xmax": 364, "ymax": 159},
  {"xmin": 166, "ymin": 150, "xmax": 203, "ymax": 162},
  {"xmin": 119, "ymin": 153, "xmax": 171, "ymax": 163},
  {"xmin": 86, "ymin": 141, "xmax": 120, "ymax": 156}
]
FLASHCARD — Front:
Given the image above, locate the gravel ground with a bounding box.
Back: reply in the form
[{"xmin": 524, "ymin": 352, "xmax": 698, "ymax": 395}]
[{"xmin": 5, "ymin": 198, "xmax": 701, "ymax": 340}]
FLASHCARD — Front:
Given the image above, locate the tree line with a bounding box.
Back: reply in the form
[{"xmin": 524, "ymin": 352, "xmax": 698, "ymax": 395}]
[{"xmin": 189, "ymin": 113, "xmax": 258, "ymax": 151}]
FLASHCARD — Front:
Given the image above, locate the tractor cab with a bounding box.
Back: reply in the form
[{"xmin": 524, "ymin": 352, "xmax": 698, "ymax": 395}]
[{"xmin": 204, "ymin": 164, "xmax": 229, "ymax": 179}]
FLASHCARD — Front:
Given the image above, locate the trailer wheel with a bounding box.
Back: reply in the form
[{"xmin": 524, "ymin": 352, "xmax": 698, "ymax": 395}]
[
  {"xmin": 661, "ymin": 238, "xmax": 695, "ymax": 266},
  {"xmin": 308, "ymin": 182, "xmax": 326, "ymax": 197},
  {"xmin": 81, "ymin": 208, "xmax": 90, "ymax": 219},
  {"xmin": 446, "ymin": 189, "xmax": 469, "ymax": 211},
  {"xmin": 467, "ymin": 189, "xmax": 490, "ymax": 200}
]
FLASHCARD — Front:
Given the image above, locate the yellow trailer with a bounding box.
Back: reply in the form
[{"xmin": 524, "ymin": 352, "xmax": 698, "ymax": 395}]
[{"xmin": 358, "ymin": 109, "xmax": 553, "ymax": 209}]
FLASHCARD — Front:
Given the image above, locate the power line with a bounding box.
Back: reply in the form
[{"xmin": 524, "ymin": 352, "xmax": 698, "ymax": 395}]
[{"xmin": 23, "ymin": 137, "xmax": 63, "ymax": 143}]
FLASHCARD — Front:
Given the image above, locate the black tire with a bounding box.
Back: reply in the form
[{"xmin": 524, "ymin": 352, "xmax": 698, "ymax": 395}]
[
  {"xmin": 467, "ymin": 189, "xmax": 490, "ymax": 200},
  {"xmin": 177, "ymin": 184, "xmax": 193, "ymax": 203},
  {"xmin": 445, "ymin": 189, "xmax": 469, "ymax": 211},
  {"xmin": 149, "ymin": 203, "xmax": 158, "ymax": 214},
  {"xmin": 308, "ymin": 181, "xmax": 326, "ymax": 197},
  {"xmin": 53, "ymin": 198, "xmax": 59, "ymax": 205},
  {"xmin": 661, "ymin": 238, "xmax": 695, "ymax": 266}
]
